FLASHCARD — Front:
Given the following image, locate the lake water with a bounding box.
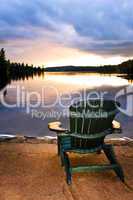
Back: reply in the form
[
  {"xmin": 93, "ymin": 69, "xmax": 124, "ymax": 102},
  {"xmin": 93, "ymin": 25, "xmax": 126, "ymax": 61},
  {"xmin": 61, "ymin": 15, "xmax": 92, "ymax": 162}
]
[{"xmin": 0, "ymin": 72, "xmax": 133, "ymax": 138}]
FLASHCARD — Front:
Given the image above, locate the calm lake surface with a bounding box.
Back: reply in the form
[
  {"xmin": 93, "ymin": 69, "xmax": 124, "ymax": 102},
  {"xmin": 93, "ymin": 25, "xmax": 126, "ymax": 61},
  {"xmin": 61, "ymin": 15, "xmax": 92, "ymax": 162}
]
[{"xmin": 0, "ymin": 72, "xmax": 133, "ymax": 138}]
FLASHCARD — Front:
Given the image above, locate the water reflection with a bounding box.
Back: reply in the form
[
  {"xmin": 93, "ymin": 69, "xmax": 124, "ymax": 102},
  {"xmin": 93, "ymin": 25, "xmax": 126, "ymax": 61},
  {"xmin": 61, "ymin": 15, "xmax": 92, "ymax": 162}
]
[
  {"xmin": 0, "ymin": 71, "xmax": 44, "ymax": 91},
  {"xmin": 45, "ymin": 73, "xmax": 130, "ymax": 87},
  {"xmin": 0, "ymin": 72, "xmax": 133, "ymax": 138},
  {"xmin": 0, "ymin": 72, "xmax": 133, "ymax": 93},
  {"xmin": 1, "ymin": 72, "xmax": 132, "ymax": 105}
]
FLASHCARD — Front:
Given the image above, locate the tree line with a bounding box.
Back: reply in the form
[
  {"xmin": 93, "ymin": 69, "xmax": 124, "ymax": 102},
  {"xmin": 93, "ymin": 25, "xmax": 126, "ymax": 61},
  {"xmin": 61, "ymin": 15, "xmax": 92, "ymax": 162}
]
[
  {"xmin": 45, "ymin": 61, "xmax": 133, "ymax": 75},
  {"xmin": 0, "ymin": 48, "xmax": 44, "ymax": 89}
]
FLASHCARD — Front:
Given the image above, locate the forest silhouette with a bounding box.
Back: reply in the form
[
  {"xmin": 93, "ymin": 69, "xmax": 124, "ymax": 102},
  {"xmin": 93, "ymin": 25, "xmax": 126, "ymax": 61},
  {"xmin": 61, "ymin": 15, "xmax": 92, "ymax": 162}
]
[{"xmin": 0, "ymin": 48, "xmax": 44, "ymax": 90}]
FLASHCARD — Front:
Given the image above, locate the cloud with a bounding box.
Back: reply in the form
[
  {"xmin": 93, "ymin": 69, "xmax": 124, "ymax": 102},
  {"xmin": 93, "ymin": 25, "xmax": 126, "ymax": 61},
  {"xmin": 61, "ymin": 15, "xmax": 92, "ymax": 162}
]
[{"xmin": 0, "ymin": 0, "xmax": 133, "ymax": 57}]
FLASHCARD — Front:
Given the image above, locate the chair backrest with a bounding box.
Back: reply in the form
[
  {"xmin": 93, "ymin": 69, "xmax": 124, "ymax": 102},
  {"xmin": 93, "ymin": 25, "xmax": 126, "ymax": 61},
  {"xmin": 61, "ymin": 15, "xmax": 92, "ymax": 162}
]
[{"xmin": 69, "ymin": 99, "xmax": 120, "ymax": 149}]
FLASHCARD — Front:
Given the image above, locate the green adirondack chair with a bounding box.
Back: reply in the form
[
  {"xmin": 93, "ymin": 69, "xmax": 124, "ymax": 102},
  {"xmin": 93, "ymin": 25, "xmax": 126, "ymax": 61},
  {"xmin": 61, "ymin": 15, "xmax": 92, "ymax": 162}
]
[{"xmin": 48, "ymin": 99, "xmax": 124, "ymax": 185}]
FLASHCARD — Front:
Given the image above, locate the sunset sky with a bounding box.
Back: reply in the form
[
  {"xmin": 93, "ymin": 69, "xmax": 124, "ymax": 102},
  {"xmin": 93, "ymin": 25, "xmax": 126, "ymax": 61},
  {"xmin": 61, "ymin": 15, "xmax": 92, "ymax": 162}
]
[{"xmin": 0, "ymin": 0, "xmax": 133, "ymax": 67}]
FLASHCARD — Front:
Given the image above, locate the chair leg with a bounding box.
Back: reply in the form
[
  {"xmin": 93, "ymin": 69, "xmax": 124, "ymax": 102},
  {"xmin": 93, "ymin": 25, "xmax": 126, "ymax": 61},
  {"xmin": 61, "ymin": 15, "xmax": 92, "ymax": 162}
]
[
  {"xmin": 103, "ymin": 144, "xmax": 124, "ymax": 182},
  {"xmin": 114, "ymin": 165, "xmax": 125, "ymax": 182},
  {"xmin": 57, "ymin": 136, "xmax": 60, "ymax": 156},
  {"xmin": 60, "ymin": 148, "xmax": 65, "ymax": 166},
  {"xmin": 63, "ymin": 152, "xmax": 72, "ymax": 185}
]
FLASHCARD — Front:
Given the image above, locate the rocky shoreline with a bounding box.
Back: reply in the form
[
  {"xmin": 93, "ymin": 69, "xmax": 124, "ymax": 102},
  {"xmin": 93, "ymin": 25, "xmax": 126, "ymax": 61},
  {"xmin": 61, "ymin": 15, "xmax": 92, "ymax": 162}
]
[{"xmin": 0, "ymin": 134, "xmax": 133, "ymax": 146}]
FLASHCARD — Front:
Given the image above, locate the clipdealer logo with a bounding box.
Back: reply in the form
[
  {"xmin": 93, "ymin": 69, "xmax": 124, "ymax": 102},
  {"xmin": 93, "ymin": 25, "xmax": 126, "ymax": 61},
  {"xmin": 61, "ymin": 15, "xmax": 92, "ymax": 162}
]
[{"xmin": 115, "ymin": 85, "xmax": 133, "ymax": 117}]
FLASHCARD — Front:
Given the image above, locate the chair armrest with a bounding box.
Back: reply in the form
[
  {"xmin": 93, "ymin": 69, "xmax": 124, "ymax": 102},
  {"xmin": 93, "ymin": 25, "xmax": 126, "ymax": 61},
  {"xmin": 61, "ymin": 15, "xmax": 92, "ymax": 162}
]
[
  {"xmin": 48, "ymin": 121, "xmax": 68, "ymax": 133},
  {"xmin": 112, "ymin": 120, "xmax": 122, "ymax": 134}
]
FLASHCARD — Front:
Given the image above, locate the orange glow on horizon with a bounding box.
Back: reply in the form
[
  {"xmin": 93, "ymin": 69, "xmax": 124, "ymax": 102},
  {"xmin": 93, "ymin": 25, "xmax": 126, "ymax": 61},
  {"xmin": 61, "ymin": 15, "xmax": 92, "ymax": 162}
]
[{"xmin": 6, "ymin": 38, "xmax": 131, "ymax": 67}]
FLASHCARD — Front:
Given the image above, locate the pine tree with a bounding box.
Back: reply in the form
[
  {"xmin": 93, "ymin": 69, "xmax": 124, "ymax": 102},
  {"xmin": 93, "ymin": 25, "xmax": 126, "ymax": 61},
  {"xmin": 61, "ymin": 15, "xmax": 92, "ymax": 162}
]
[
  {"xmin": 0, "ymin": 48, "xmax": 6, "ymax": 68},
  {"xmin": 0, "ymin": 48, "xmax": 10, "ymax": 80}
]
